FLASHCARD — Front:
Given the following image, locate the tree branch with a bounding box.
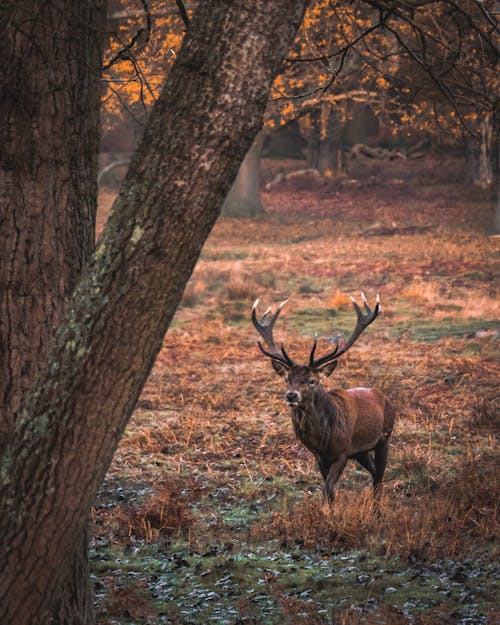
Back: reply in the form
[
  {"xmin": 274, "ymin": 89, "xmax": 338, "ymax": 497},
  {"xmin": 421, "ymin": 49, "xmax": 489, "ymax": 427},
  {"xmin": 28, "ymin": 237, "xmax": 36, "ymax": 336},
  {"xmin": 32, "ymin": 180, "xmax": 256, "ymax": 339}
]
[
  {"xmin": 175, "ymin": 0, "xmax": 190, "ymax": 29},
  {"xmin": 104, "ymin": 0, "xmax": 152, "ymax": 71}
]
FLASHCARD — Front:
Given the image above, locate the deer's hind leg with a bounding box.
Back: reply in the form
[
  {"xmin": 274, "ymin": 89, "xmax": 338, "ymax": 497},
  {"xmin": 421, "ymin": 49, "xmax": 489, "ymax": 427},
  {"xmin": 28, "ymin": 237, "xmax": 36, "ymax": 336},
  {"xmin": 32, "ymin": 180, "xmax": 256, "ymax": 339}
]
[
  {"xmin": 351, "ymin": 451, "xmax": 376, "ymax": 480},
  {"xmin": 373, "ymin": 439, "xmax": 389, "ymax": 494}
]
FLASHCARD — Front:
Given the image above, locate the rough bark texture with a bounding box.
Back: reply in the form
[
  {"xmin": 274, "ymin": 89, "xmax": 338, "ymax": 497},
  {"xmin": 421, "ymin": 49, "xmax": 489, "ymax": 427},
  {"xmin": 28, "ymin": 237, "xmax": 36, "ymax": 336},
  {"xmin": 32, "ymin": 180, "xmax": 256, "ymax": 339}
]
[
  {"xmin": 0, "ymin": 1, "xmax": 309, "ymax": 624},
  {"xmin": 222, "ymin": 132, "xmax": 265, "ymax": 217},
  {"xmin": 0, "ymin": 2, "xmax": 106, "ymax": 624},
  {"xmin": 495, "ymin": 130, "xmax": 500, "ymax": 234},
  {"xmin": 0, "ymin": 0, "xmax": 105, "ymax": 437}
]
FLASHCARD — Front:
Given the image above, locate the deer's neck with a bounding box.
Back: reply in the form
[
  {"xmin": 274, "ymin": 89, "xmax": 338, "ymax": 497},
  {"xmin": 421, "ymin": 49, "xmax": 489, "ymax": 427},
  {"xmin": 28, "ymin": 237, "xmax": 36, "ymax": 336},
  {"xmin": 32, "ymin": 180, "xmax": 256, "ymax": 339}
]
[{"xmin": 290, "ymin": 387, "xmax": 340, "ymax": 454}]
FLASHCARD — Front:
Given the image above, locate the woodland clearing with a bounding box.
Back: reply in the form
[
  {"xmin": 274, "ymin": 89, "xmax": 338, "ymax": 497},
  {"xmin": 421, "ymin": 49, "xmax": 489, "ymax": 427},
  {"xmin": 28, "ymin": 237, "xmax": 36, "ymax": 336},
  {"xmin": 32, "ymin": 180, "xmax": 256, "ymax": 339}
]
[{"xmin": 93, "ymin": 156, "xmax": 499, "ymax": 625}]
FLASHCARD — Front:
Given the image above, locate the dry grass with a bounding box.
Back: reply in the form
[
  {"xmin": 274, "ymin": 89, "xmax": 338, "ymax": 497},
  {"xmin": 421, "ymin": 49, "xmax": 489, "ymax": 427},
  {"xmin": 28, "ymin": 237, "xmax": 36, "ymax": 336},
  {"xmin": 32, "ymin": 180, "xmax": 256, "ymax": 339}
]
[
  {"xmin": 93, "ymin": 478, "xmax": 197, "ymax": 545},
  {"xmin": 94, "ymin": 156, "xmax": 499, "ymax": 623},
  {"xmin": 401, "ymin": 278, "xmax": 441, "ymax": 305},
  {"xmin": 332, "ymin": 604, "xmax": 465, "ymax": 625},
  {"xmin": 100, "ymin": 580, "xmax": 157, "ymax": 623},
  {"xmin": 324, "ymin": 290, "xmax": 353, "ymax": 310}
]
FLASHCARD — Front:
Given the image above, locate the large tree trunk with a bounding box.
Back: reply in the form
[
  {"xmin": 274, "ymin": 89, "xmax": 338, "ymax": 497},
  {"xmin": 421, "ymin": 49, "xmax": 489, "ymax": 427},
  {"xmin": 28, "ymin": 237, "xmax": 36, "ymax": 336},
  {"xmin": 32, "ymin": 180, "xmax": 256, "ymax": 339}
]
[
  {"xmin": 0, "ymin": 0, "xmax": 104, "ymax": 437},
  {"xmin": 222, "ymin": 132, "xmax": 265, "ymax": 217},
  {"xmin": 0, "ymin": 2, "xmax": 106, "ymax": 624},
  {"xmin": 0, "ymin": 1, "xmax": 309, "ymax": 624}
]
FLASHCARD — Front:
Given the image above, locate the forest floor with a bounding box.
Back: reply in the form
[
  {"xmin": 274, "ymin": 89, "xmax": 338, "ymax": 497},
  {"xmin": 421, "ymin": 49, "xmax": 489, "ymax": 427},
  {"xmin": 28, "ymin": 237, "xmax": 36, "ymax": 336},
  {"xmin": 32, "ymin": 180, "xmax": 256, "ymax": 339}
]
[{"xmin": 93, "ymin": 155, "xmax": 499, "ymax": 625}]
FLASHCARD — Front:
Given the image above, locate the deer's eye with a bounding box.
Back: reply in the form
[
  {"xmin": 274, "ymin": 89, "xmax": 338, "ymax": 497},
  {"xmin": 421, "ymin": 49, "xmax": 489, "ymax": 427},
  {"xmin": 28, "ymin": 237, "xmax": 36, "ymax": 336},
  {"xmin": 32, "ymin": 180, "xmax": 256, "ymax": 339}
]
[{"xmin": 308, "ymin": 379, "xmax": 316, "ymax": 386}]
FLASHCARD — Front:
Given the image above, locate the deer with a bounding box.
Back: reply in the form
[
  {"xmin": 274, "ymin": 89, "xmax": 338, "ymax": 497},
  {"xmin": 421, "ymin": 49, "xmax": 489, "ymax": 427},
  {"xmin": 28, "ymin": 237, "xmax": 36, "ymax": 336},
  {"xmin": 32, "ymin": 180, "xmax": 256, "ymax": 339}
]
[{"xmin": 252, "ymin": 294, "xmax": 395, "ymax": 504}]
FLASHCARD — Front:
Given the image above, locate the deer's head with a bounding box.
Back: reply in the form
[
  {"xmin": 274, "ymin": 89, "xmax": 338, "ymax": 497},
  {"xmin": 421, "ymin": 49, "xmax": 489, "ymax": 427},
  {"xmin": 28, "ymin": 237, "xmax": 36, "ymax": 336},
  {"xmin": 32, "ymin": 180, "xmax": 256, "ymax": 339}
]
[{"xmin": 252, "ymin": 294, "xmax": 381, "ymax": 407}]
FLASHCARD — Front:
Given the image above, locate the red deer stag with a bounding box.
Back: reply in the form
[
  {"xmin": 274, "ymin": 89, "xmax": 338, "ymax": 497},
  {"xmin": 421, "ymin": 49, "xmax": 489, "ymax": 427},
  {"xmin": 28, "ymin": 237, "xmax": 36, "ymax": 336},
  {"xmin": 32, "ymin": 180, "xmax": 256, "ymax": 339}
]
[{"xmin": 252, "ymin": 294, "xmax": 395, "ymax": 503}]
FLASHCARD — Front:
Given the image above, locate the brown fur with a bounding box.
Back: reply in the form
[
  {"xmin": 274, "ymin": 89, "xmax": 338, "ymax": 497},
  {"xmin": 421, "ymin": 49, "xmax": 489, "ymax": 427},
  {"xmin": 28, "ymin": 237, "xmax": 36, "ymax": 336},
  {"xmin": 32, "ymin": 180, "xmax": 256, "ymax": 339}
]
[
  {"xmin": 252, "ymin": 295, "xmax": 395, "ymax": 502},
  {"xmin": 278, "ymin": 365, "xmax": 395, "ymax": 502}
]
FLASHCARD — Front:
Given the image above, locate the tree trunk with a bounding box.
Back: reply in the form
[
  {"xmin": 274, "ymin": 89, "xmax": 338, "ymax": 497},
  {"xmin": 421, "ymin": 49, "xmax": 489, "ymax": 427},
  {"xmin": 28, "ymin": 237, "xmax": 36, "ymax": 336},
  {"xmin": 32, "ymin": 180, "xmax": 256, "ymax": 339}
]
[
  {"xmin": 494, "ymin": 128, "xmax": 500, "ymax": 234},
  {"xmin": 495, "ymin": 184, "xmax": 500, "ymax": 234},
  {"xmin": 342, "ymin": 102, "xmax": 379, "ymax": 146},
  {"xmin": 0, "ymin": 0, "xmax": 104, "ymax": 437},
  {"xmin": 305, "ymin": 106, "xmax": 345, "ymax": 176},
  {"xmin": 222, "ymin": 132, "xmax": 265, "ymax": 217},
  {"xmin": 466, "ymin": 113, "xmax": 494, "ymax": 190},
  {"xmin": 52, "ymin": 526, "xmax": 95, "ymax": 625},
  {"xmin": 477, "ymin": 113, "xmax": 494, "ymax": 189},
  {"xmin": 0, "ymin": 1, "xmax": 309, "ymax": 624},
  {"xmin": 0, "ymin": 2, "xmax": 106, "ymax": 624}
]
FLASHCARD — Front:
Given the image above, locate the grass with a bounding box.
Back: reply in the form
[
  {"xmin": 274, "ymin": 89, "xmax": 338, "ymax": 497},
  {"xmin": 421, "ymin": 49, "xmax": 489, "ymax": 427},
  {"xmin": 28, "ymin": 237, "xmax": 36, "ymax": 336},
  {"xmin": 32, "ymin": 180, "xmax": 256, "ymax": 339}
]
[{"xmin": 94, "ymin": 156, "xmax": 499, "ymax": 624}]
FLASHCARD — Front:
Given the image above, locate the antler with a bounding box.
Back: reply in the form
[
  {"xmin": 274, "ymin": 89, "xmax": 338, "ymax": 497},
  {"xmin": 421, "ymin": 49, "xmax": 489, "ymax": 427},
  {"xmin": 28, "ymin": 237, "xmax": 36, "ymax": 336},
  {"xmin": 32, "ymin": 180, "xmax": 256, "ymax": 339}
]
[
  {"xmin": 310, "ymin": 293, "xmax": 381, "ymax": 369},
  {"xmin": 252, "ymin": 298, "xmax": 294, "ymax": 367}
]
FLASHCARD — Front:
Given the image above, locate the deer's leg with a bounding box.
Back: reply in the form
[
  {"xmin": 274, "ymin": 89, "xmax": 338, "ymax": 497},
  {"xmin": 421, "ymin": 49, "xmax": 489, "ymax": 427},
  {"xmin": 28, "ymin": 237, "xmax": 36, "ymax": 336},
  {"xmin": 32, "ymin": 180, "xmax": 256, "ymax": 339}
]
[
  {"xmin": 373, "ymin": 439, "xmax": 388, "ymax": 494},
  {"xmin": 324, "ymin": 454, "xmax": 348, "ymax": 503},
  {"xmin": 352, "ymin": 451, "xmax": 376, "ymax": 479},
  {"xmin": 317, "ymin": 457, "xmax": 331, "ymax": 482}
]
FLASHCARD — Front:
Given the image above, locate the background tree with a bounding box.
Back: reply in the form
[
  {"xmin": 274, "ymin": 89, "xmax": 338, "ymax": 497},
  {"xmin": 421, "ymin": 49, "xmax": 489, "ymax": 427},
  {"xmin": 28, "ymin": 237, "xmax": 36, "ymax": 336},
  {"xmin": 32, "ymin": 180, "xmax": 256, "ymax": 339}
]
[
  {"xmin": 271, "ymin": 0, "xmax": 498, "ymax": 169},
  {"xmin": 222, "ymin": 132, "xmax": 266, "ymax": 217},
  {"xmin": 101, "ymin": 0, "xmax": 185, "ymax": 150},
  {"xmin": 0, "ymin": 1, "xmax": 309, "ymax": 624},
  {"xmin": 99, "ymin": 1, "xmax": 498, "ymax": 217}
]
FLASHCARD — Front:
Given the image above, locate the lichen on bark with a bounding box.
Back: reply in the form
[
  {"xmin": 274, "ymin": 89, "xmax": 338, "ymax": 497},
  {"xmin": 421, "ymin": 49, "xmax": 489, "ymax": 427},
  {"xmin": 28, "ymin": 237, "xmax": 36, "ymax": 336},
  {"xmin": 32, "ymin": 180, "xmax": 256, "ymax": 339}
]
[{"xmin": 0, "ymin": 2, "xmax": 310, "ymax": 624}]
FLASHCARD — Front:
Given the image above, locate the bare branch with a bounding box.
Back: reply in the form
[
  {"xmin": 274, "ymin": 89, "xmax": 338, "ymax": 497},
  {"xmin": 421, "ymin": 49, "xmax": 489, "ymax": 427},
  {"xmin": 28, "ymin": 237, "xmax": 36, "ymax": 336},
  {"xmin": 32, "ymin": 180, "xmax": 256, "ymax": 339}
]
[
  {"xmin": 104, "ymin": 0, "xmax": 152, "ymax": 71},
  {"xmin": 175, "ymin": 0, "xmax": 190, "ymax": 29}
]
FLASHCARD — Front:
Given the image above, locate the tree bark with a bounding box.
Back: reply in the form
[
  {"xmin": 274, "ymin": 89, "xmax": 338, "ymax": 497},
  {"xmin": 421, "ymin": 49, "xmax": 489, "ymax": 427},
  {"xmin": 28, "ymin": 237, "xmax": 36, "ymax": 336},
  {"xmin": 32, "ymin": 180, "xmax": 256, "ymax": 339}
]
[
  {"xmin": 476, "ymin": 113, "xmax": 494, "ymax": 189},
  {"xmin": 0, "ymin": 2, "xmax": 106, "ymax": 624},
  {"xmin": 222, "ymin": 132, "xmax": 265, "ymax": 217},
  {"xmin": 0, "ymin": 0, "xmax": 105, "ymax": 437},
  {"xmin": 0, "ymin": 1, "xmax": 309, "ymax": 624},
  {"xmin": 466, "ymin": 113, "xmax": 494, "ymax": 190},
  {"xmin": 305, "ymin": 105, "xmax": 345, "ymax": 176},
  {"xmin": 494, "ymin": 128, "xmax": 500, "ymax": 234}
]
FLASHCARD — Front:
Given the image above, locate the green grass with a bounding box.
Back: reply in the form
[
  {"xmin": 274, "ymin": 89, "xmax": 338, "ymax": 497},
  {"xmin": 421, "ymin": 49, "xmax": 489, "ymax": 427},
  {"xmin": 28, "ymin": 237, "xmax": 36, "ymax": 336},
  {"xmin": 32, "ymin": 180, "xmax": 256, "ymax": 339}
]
[
  {"xmin": 389, "ymin": 318, "xmax": 499, "ymax": 342},
  {"xmin": 92, "ymin": 537, "xmax": 499, "ymax": 625}
]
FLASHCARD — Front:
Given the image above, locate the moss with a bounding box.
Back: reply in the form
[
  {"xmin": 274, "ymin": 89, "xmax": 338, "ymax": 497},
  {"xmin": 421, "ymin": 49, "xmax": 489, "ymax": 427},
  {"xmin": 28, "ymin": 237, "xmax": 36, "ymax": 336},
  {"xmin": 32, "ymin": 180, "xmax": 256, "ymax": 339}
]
[
  {"xmin": 130, "ymin": 224, "xmax": 144, "ymax": 245},
  {"xmin": 92, "ymin": 542, "xmax": 499, "ymax": 624}
]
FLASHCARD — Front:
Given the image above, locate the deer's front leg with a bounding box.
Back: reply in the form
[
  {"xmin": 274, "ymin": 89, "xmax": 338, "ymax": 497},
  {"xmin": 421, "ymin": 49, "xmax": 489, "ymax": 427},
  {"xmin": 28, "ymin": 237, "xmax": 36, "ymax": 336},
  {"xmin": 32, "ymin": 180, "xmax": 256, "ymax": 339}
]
[{"xmin": 324, "ymin": 454, "xmax": 348, "ymax": 503}]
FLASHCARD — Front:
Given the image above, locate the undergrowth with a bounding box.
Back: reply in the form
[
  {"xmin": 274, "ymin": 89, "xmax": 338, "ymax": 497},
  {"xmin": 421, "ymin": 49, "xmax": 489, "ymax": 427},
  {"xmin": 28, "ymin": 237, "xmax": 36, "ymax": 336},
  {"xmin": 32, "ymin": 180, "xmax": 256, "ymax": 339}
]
[{"xmin": 94, "ymin": 157, "xmax": 499, "ymax": 624}]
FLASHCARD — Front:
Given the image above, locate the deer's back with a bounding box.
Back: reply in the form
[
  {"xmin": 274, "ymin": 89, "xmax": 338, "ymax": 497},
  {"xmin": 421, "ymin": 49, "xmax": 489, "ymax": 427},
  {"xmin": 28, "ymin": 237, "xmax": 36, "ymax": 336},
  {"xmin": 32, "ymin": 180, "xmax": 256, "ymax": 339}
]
[{"xmin": 328, "ymin": 387, "xmax": 394, "ymax": 455}]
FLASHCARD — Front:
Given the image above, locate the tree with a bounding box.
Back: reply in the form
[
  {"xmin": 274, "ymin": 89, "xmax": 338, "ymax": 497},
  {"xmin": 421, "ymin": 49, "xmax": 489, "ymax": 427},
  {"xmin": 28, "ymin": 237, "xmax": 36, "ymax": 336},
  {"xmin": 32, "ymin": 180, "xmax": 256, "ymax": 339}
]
[
  {"xmin": 252, "ymin": 0, "xmax": 499, "ymax": 221},
  {"xmin": 0, "ymin": 1, "xmax": 309, "ymax": 624},
  {"xmin": 102, "ymin": 2, "xmax": 499, "ymax": 216},
  {"xmin": 102, "ymin": 1, "xmax": 184, "ymax": 139},
  {"xmin": 222, "ymin": 132, "xmax": 266, "ymax": 217},
  {"xmin": 0, "ymin": 3, "xmax": 106, "ymax": 621}
]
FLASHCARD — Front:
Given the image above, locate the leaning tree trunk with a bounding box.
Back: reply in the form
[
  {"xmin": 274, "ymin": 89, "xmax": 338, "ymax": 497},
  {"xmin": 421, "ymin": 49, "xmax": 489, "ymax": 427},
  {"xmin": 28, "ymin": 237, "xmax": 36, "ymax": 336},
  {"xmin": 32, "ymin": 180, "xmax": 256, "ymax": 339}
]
[
  {"xmin": 0, "ymin": 1, "xmax": 309, "ymax": 624},
  {"xmin": 222, "ymin": 132, "xmax": 265, "ymax": 217},
  {"xmin": 0, "ymin": 2, "xmax": 106, "ymax": 624}
]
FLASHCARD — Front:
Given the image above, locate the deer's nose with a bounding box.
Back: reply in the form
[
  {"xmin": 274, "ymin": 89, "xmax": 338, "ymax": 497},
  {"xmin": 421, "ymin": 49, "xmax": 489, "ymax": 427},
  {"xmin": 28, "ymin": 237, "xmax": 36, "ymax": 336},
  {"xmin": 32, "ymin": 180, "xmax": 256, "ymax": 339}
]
[{"xmin": 285, "ymin": 390, "xmax": 301, "ymax": 404}]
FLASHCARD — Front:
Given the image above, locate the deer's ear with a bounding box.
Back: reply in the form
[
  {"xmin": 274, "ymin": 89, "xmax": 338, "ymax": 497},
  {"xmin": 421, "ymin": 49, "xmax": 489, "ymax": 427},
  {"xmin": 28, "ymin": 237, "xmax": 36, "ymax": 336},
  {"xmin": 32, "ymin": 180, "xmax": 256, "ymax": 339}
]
[
  {"xmin": 317, "ymin": 360, "xmax": 338, "ymax": 379},
  {"xmin": 271, "ymin": 359, "xmax": 289, "ymax": 377}
]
